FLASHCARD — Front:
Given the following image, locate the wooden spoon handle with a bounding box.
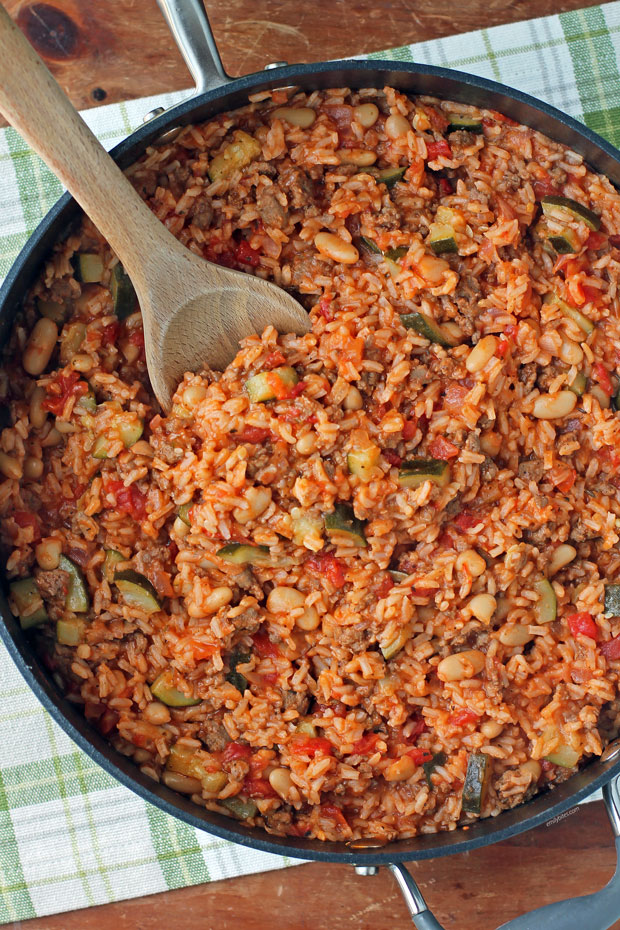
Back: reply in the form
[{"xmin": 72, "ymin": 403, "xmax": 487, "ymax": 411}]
[{"xmin": 0, "ymin": 4, "xmax": 166, "ymax": 279}]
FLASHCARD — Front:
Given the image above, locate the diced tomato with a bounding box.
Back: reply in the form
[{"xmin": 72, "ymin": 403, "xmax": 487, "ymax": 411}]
[
  {"xmin": 429, "ymin": 437, "xmax": 459, "ymax": 460},
  {"xmin": 421, "ymin": 105, "xmax": 450, "ymax": 133},
  {"xmin": 235, "ymin": 239, "xmax": 261, "ymax": 267},
  {"xmin": 533, "ymin": 176, "xmax": 560, "ymax": 199},
  {"xmin": 587, "ymin": 231, "xmax": 608, "ymax": 250},
  {"xmin": 43, "ymin": 371, "xmax": 88, "ymax": 415},
  {"xmin": 252, "ymin": 630, "xmax": 280, "ymax": 658},
  {"xmin": 402, "ymin": 417, "xmax": 418, "ymax": 440},
  {"xmin": 351, "ymin": 732, "xmax": 380, "ymax": 755},
  {"xmin": 426, "ymin": 139, "xmax": 452, "ymax": 161},
  {"xmin": 13, "ymin": 510, "xmax": 41, "ymax": 542},
  {"xmin": 496, "ymin": 337, "xmax": 510, "ymax": 358},
  {"xmin": 375, "ymin": 575, "xmax": 394, "ymax": 599},
  {"xmin": 438, "ymin": 177, "xmax": 453, "ymax": 196},
  {"xmin": 265, "ymin": 371, "xmax": 291, "ymax": 400},
  {"xmin": 306, "ymin": 552, "xmax": 346, "ymax": 588},
  {"xmin": 504, "ymin": 323, "xmax": 518, "ymax": 339},
  {"xmin": 548, "ymin": 464, "xmax": 577, "ymax": 495},
  {"xmin": 234, "ymin": 426, "xmax": 273, "ymax": 444},
  {"xmin": 128, "ymin": 327, "xmax": 145, "ymax": 348},
  {"xmin": 204, "ymin": 245, "xmax": 236, "ymax": 268},
  {"xmin": 243, "ymin": 777, "xmax": 278, "ymax": 799},
  {"xmin": 101, "ymin": 321, "xmax": 120, "ymax": 345},
  {"xmin": 262, "ymin": 350, "xmax": 286, "ymax": 370},
  {"xmin": 405, "ymin": 747, "xmax": 433, "ymax": 764},
  {"xmin": 407, "ymin": 717, "xmax": 427, "ymax": 741},
  {"xmin": 383, "ymin": 449, "xmax": 402, "ymax": 467},
  {"xmin": 288, "ymin": 823, "xmax": 309, "ymax": 837},
  {"xmin": 323, "ymin": 104, "xmax": 355, "ymax": 146},
  {"xmin": 290, "ymin": 735, "xmax": 333, "ymax": 757},
  {"xmin": 581, "ymin": 284, "xmax": 603, "ymax": 305},
  {"xmin": 318, "ymin": 296, "xmax": 334, "ymax": 322},
  {"xmin": 106, "ymin": 479, "xmax": 147, "ymax": 521},
  {"xmin": 448, "ymin": 708, "xmax": 479, "ymax": 727},
  {"xmin": 601, "ymin": 636, "xmax": 620, "ymax": 660},
  {"xmin": 487, "ymin": 110, "xmax": 519, "ymax": 126},
  {"xmin": 609, "ymin": 235, "xmax": 620, "ymax": 249},
  {"xmin": 567, "ymin": 612, "xmax": 598, "ymax": 641},
  {"xmin": 98, "ymin": 709, "xmax": 119, "ymax": 735},
  {"xmin": 413, "ymin": 584, "xmax": 435, "ymax": 597},
  {"xmin": 454, "ymin": 510, "xmax": 482, "ymax": 532},
  {"xmin": 593, "ymin": 362, "xmax": 613, "ymax": 396},
  {"xmin": 222, "ymin": 742, "xmax": 253, "ymax": 764},
  {"xmin": 443, "ymin": 381, "xmax": 470, "ymax": 414},
  {"xmin": 438, "ymin": 530, "xmax": 454, "ymax": 548},
  {"xmin": 320, "ymin": 803, "xmax": 349, "ymax": 829},
  {"xmin": 541, "ymin": 759, "xmax": 556, "ymax": 774},
  {"xmin": 287, "ymin": 381, "xmax": 307, "ymax": 399},
  {"xmin": 187, "ymin": 639, "xmax": 217, "ymax": 661}
]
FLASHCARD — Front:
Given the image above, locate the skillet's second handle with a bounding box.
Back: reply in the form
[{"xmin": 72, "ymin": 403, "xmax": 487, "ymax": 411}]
[
  {"xmin": 155, "ymin": 0, "xmax": 231, "ymax": 94},
  {"xmin": 387, "ymin": 776, "xmax": 620, "ymax": 930}
]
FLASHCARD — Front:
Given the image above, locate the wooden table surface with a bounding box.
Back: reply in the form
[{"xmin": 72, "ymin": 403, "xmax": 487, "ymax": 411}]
[{"xmin": 5, "ymin": 0, "xmax": 618, "ymax": 927}]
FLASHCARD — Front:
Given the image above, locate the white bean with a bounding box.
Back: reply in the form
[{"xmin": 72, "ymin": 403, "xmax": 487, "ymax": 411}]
[
  {"xmin": 268, "ymin": 767, "xmax": 293, "ymax": 798},
  {"xmin": 233, "ymin": 486, "xmax": 272, "ymax": 524},
  {"xmin": 0, "ymin": 451, "xmax": 22, "ymax": 480},
  {"xmin": 590, "ymin": 384, "xmax": 611, "ymax": 409},
  {"xmin": 144, "ymin": 701, "xmax": 171, "ymax": 725},
  {"xmin": 385, "ymin": 113, "xmax": 411, "ymax": 139},
  {"xmin": 29, "ymin": 386, "xmax": 48, "ymax": 429},
  {"xmin": 23, "ymin": 318, "xmax": 58, "ymax": 375},
  {"xmin": 354, "ymin": 103, "xmax": 379, "ymax": 128},
  {"xmin": 183, "ymin": 382, "xmax": 207, "ymax": 407},
  {"xmin": 498, "ymin": 623, "xmax": 533, "ymax": 646},
  {"xmin": 272, "ymin": 106, "xmax": 316, "ymax": 128},
  {"xmin": 480, "ymin": 720, "xmax": 503, "ymax": 739},
  {"xmin": 467, "ymin": 593, "xmax": 497, "ymax": 624},
  {"xmin": 23, "ymin": 456, "xmax": 43, "ymax": 480},
  {"xmin": 558, "ymin": 338, "xmax": 583, "ymax": 366},
  {"xmin": 532, "ymin": 390, "xmax": 577, "ymax": 419},
  {"xmin": 70, "ymin": 353, "xmax": 94, "ymax": 373},
  {"xmin": 337, "ymin": 149, "xmax": 377, "ymax": 167},
  {"xmin": 203, "ymin": 586, "xmax": 233, "ymax": 614},
  {"xmin": 267, "ymin": 585, "xmax": 305, "ymax": 613},
  {"xmin": 295, "ymin": 606, "xmax": 320, "ymax": 631},
  {"xmin": 437, "ymin": 649, "xmax": 485, "ymax": 682},
  {"xmin": 466, "ymin": 335, "xmax": 498, "ymax": 374},
  {"xmin": 161, "ymin": 770, "xmax": 202, "ymax": 795},
  {"xmin": 173, "ymin": 516, "xmax": 190, "ymax": 537},
  {"xmin": 343, "ymin": 385, "xmax": 363, "ymax": 410},
  {"xmin": 296, "ymin": 432, "xmax": 317, "ymax": 455},
  {"xmin": 456, "ymin": 549, "xmax": 486, "ymax": 578},
  {"xmin": 384, "ymin": 755, "xmax": 416, "ymax": 782},
  {"xmin": 35, "ymin": 537, "xmax": 62, "ymax": 570},
  {"xmin": 480, "ymin": 431, "xmax": 502, "ymax": 457},
  {"xmin": 314, "ymin": 232, "xmax": 359, "ymax": 264},
  {"xmin": 518, "ymin": 760, "xmax": 542, "ymax": 780},
  {"xmin": 547, "ymin": 543, "xmax": 577, "ymax": 575}
]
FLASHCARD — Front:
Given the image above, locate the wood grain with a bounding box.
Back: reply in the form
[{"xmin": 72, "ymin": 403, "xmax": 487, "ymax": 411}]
[
  {"xmin": 16, "ymin": 802, "xmax": 620, "ymax": 930},
  {"xmin": 0, "ymin": 0, "xmax": 604, "ymax": 124}
]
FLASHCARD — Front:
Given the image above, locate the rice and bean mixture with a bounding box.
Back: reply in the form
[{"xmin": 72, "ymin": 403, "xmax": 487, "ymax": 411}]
[{"xmin": 2, "ymin": 85, "xmax": 620, "ymax": 843}]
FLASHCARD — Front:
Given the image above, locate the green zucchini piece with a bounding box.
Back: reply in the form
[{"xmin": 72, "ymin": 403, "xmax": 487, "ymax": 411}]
[
  {"xmin": 380, "ymin": 623, "xmax": 413, "ymax": 660},
  {"xmin": 545, "ymin": 744, "xmax": 580, "ymax": 768},
  {"xmin": 103, "ymin": 549, "xmax": 124, "ymax": 582},
  {"xmin": 347, "ymin": 446, "xmax": 380, "ymax": 482},
  {"xmin": 58, "ymin": 555, "xmax": 89, "ymax": 613},
  {"xmin": 118, "ymin": 418, "xmax": 144, "ymax": 448},
  {"xmin": 37, "ymin": 297, "xmax": 68, "ymax": 325},
  {"xmin": 91, "ymin": 435, "xmax": 109, "ymax": 459},
  {"xmin": 541, "ymin": 195, "xmax": 601, "ymax": 231},
  {"xmin": 428, "ymin": 223, "xmax": 458, "ymax": 254},
  {"xmin": 604, "ymin": 584, "xmax": 620, "ymax": 617},
  {"xmin": 9, "ymin": 577, "xmax": 48, "ymax": 629},
  {"xmin": 217, "ymin": 543, "xmax": 271, "ymax": 564},
  {"xmin": 220, "ymin": 797, "xmax": 259, "ymax": 819},
  {"xmin": 534, "ymin": 579, "xmax": 556, "ymax": 624},
  {"xmin": 400, "ymin": 311, "xmax": 459, "ymax": 347},
  {"xmin": 151, "ymin": 670, "xmax": 201, "ymax": 707},
  {"xmin": 568, "ymin": 371, "xmax": 587, "ymax": 396},
  {"xmin": 110, "ymin": 263, "xmax": 137, "ymax": 319},
  {"xmin": 384, "ymin": 246, "xmax": 408, "ymax": 262},
  {"xmin": 462, "ymin": 752, "xmax": 491, "ymax": 814},
  {"xmin": 359, "ymin": 236, "xmax": 382, "ymax": 255},
  {"xmin": 447, "ymin": 115, "xmax": 483, "ymax": 133},
  {"xmin": 75, "ymin": 387, "xmax": 97, "ymax": 413},
  {"xmin": 72, "ymin": 253, "xmax": 104, "ymax": 283},
  {"xmin": 178, "ymin": 503, "xmax": 193, "ymax": 527},
  {"xmin": 56, "ymin": 617, "xmax": 85, "ymax": 646},
  {"xmin": 423, "ymin": 751, "xmax": 447, "ymax": 788},
  {"xmin": 324, "ymin": 502, "xmax": 367, "ymax": 547},
  {"xmin": 371, "ymin": 166, "xmax": 407, "ymax": 190},
  {"xmin": 245, "ymin": 366, "xmax": 298, "ymax": 403},
  {"xmin": 226, "ymin": 648, "xmax": 251, "ymax": 693},
  {"xmin": 536, "ymin": 219, "xmax": 581, "ymax": 254},
  {"xmin": 398, "ymin": 458, "xmax": 450, "ymax": 489},
  {"xmin": 296, "ymin": 719, "xmax": 318, "ymax": 737},
  {"xmin": 114, "ymin": 569, "xmax": 161, "ymax": 613},
  {"xmin": 388, "ymin": 570, "xmax": 409, "ymax": 583},
  {"xmin": 543, "ymin": 292, "xmax": 594, "ymax": 336}
]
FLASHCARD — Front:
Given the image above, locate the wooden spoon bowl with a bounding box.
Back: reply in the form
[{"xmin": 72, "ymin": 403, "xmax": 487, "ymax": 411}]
[{"xmin": 0, "ymin": 6, "xmax": 311, "ymax": 409}]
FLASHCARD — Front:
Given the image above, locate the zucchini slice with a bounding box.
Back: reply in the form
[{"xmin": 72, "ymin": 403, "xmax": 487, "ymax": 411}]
[
  {"xmin": 220, "ymin": 797, "xmax": 259, "ymax": 819},
  {"xmin": 384, "ymin": 246, "xmax": 408, "ymax": 262},
  {"xmin": 541, "ymin": 195, "xmax": 601, "ymax": 231},
  {"xmin": 358, "ymin": 236, "xmax": 382, "ymax": 255},
  {"xmin": 534, "ymin": 579, "xmax": 557, "ymax": 624},
  {"xmin": 347, "ymin": 446, "xmax": 380, "ymax": 483},
  {"xmin": 217, "ymin": 543, "xmax": 270, "ymax": 564},
  {"xmin": 388, "ymin": 570, "xmax": 409, "ymax": 583},
  {"xmin": 380, "ymin": 623, "xmax": 413, "ymax": 660},
  {"xmin": 56, "ymin": 617, "xmax": 85, "ymax": 646},
  {"xmin": 447, "ymin": 115, "xmax": 483, "ymax": 133},
  {"xmin": 536, "ymin": 219, "xmax": 580, "ymax": 254},
  {"xmin": 72, "ymin": 253, "xmax": 104, "ymax": 283},
  {"xmin": 114, "ymin": 569, "xmax": 161, "ymax": 612},
  {"xmin": 110, "ymin": 263, "xmax": 137, "ymax": 319},
  {"xmin": 245, "ymin": 366, "xmax": 298, "ymax": 403},
  {"xmin": 92, "ymin": 436, "xmax": 110, "ymax": 459},
  {"xmin": 543, "ymin": 292, "xmax": 594, "ymax": 335},
  {"xmin": 604, "ymin": 584, "xmax": 620, "ymax": 617},
  {"xmin": 177, "ymin": 502, "xmax": 193, "ymax": 527},
  {"xmin": 226, "ymin": 648, "xmax": 251, "ymax": 694},
  {"xmin": 428, "ymin": 223, "xmax": 458, "ymax": 254},
  {"xmin": 58, "ymin": 555, "xmax": 90, "ymax": 613},
  {"xmin": 545, "ymin": 744, "xmax": 580, "ymax": 768},
  {"xmin": 371, "ymin": 166, "xmax": 407, "ymax": 189},
  {"xmin": 103, "ymin": 549, "xmax": 124, "ymax": 582},
  {"xmin": 9, "ymin": 577, "xmax": 48, "ymax": 629},
  {"xmin": 568, "ymin": 371, "xmax": 587, "ymax": 396},
  {"xmin": 118, "ymin": 418, "xmax": 144, "ymax": 448},
  {"xmin": 75, "ymin": 387, "xmax": 97, "ymax": 413},
  {"xmin": 462, "ymin": 752, "xmax": 491, "ymax": 814},
  {"xmin": 37, "ymin": 297, "xmax": 68, "ymax": 325},
  {"xmin": 423, "ymin": 751, "xmax": 447, "ymax": 788},
  {"xmin": 398, "ymin": 458, "xmax": 450, "ymax": 489},
  {"xmin": 324, "ymin": 502, "xmax": 367, "ymax": 547},
  {"xmin": 151, "ymin": 670, "xmax": 201, "ymax": 707},
  {"xmin": 400, "ymin": 311, "xmax": 460, "ymax": 347}
]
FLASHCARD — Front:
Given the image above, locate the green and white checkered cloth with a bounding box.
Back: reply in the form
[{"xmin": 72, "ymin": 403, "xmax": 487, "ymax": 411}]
[{"xmin": 1, "ymin": 3, "xmax": 619, "ymax": 921}]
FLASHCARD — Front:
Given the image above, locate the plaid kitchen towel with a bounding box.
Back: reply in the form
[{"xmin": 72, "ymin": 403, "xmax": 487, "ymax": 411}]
[{"xmin": 1, "ymin": 2, "xmax": 619, "ymax": 921}]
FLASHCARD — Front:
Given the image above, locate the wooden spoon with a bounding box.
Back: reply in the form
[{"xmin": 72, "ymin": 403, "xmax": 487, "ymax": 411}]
[{"xmin": 0, "ymin": 6, "xmax": 310, "ymax": 410}]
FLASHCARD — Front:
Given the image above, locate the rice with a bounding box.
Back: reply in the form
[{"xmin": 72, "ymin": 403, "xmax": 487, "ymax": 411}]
[{"xmin": 1, "ymin": 85, "xmax": 620, "ymax": 844}]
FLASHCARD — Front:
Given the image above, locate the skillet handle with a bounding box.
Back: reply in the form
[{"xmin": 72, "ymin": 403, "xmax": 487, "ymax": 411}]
[
  {"xmin": 155, "ymin": 0, "xmax": 231, "ymax": 93},
  {"xmin": 387, "ymin": 775, "xmax": 620, "ymax": 930}
]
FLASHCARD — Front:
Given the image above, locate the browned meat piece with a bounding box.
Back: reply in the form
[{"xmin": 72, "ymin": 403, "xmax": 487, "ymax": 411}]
[
  {"xmin": 188, "ymin": 196, "xmax": 214, "ymax": 230},
  {"xmin": 279, "ymin": 166, "xmax": 316, "ymax": 209},
  {"xmin": 252, "ymin": 160, "xmax": 278, "ymax": 178},
  {"xmin": 235, "ymin": 568, "xmax": 264, "ymax": 600},
  {"xmin": 480, "ymin": 458, "xmax": 499, "ymax": 482},
  {"xmin": 283, "ymin": 691, "xmax": 311, "ymax": 715},
  {"xmin": 495, "ymin": 765, "xmax": 539, "ymax": 807},
  {"xmin": 451, "ymin": 625, "xmax": 489, "ymax": 651},
  {"xmin": 199, "ymin": 719, "xmax": 230, "ymax": 752},
  {"xmin": 290, "ymin": 251, "xmax": 327, "ymax": 291},
  {"xmin": 234, "ymin": 606, "xmax": 261, "ymax": 634},
  {"xmin": 523, "ymin": 522, "xmax": 556, "ymax": 547},
  {"xmin": 455, "ymin": 274, "xmax": 482, "ymax": 303},
  {"xmin": 130, "ymin": 170, "xmax": 158, "ymax": 198},
  {"xmin": 36, "ymin": 568, "xmax": 69, "ymax": 601},
  {"xmin": 373, "ymin": 199, "xmax": 402, "ymax": 231},
  {"xmin": 443, "ymin": 493, "xmax": 463, "ymax": 519},
  {"xmin": 518, "ymin": 457, "xmax": 544, "ymax": 483},
  {"xmin": 465, "ymin": 432, "xmax": 481, "ymax": 453},
  {"xmin": 49, "ymin": 276, "xmax": 80, "ymax": 302},
  {"xmin": 449, "ymin": 130, "xmax": 481, "ymax": 148},
  {"xmin": 536, "ymin": 363, "xmax": 563, "ymax": 392},
  {"xmin": 256, "ymin": 184, "xmax": 289, "ymax": 229},
  {"xmin": 569, "ymin": 516, "xmax": 597, "ymax": 543},
  {"xmin": 518, "ymin": 362, "xmax": 537, "ymax": 393}
]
